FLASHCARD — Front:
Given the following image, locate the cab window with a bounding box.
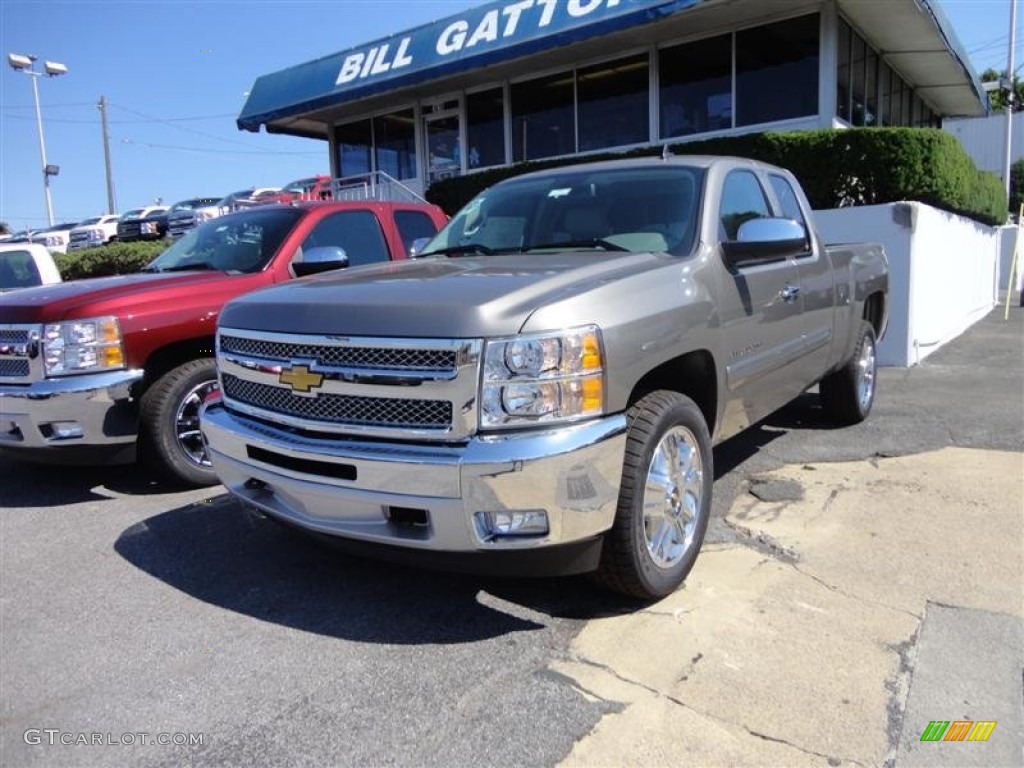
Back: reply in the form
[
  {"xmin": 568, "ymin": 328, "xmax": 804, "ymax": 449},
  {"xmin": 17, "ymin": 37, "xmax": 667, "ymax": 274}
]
[
  {"xmin": 719, "ymin": 171, "xmax": 772, "ymax": 240},
  {"xmin": 301, "ymin": 211, "xmax": 390, "ymax": 268}
]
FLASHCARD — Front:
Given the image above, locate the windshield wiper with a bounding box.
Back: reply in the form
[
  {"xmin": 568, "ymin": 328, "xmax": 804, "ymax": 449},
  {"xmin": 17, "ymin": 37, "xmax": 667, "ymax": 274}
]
[
  {"xmin": 418, "ymin": 243, "xmax": 495, "ymax": 257},
  {"xmin": 156, "ymin": 262, "xmax": 220, "ymax": 273},
  {"xmin": 522, "ymin": 238, "xmax": 629, "ymax": 253}
]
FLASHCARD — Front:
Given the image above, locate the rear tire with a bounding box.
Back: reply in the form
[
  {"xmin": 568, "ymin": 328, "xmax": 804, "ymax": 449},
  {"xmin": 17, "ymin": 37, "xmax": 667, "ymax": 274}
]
[
  {"xmin": 819, "ymin": 321, "xmax": 877, "ymax": 425},
  {"xmin": 140, "ymin": 359, "xmax": 219, "ymax": 486},
  {"xmin": 594, "ymin": 391, "xmax": 712, "ymax": 601}
]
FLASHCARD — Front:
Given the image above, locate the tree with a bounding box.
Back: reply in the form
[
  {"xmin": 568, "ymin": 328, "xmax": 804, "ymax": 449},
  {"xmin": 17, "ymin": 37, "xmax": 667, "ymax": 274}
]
[
  {"xmin": 981, "ymin": 68, "xmax": 1024, "ymax": 112},
  {"xmin": 0, "ymin": 221, "xmax": 10, "ymax": 235},
  {"xmin": 1010, "ymin": 158, "xmax": 1024, "ymax": 216}
]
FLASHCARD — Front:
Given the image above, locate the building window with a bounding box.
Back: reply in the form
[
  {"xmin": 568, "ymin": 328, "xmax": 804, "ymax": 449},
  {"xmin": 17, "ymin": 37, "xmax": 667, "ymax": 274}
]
[
  {"xmin": 836, "ymin": 19, "xmax": 851, "ymax": 123},
  {"xmin": 864, "ymin": 47, "xmax": 879, "ymax": 126},
  {"xmin": 736, "ymin": 15, "xmax": 819, "ymax": 127},
  {"xmin": 373, "ymin": 109, "xmax": 417, "ymax": 180},
  {"xmin": 659, "ymin": 34, "xmax": 733, "ymax": 138},
  {"xmin": 850, "ymin": 32, "xmax": 867, "ymax": 125},
  {"xmin": 466, "ymin": 88, "xmax": 506, "ymax": 169},
  {"xmin": 577, "ymin": 54, "xmax": 650, "ymax": 151},
  {"xmin": 336, "ymin": 119, "xmax": 372, "ymax": 178},
  {"xmin": 511, "ymin": 71, "xmax": 575, "ymax": 162}
]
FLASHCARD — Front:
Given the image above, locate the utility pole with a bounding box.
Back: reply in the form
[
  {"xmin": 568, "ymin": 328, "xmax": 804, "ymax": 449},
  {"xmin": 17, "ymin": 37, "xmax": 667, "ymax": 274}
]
[
  {"xmin": 1004, "ymin": 0, "xmax": 1018, "ymax": 202},
  {"xmin": 97, "ymin": 96, "xmax": 116, "ymax": 214}
]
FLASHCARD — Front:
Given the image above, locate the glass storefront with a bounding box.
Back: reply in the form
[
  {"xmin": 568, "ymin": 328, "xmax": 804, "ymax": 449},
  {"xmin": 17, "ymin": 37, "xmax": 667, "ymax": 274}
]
[
  {"xmin": 659, "ymin": 34, "xmax": 733, "ymax": 139},
  {"xmin": 837, "ymin": 17, "xmax": 938, "ymax": 128},
  {"xmin": 330, "ymin": 10, "xmax": 948, "ymax": 189}
]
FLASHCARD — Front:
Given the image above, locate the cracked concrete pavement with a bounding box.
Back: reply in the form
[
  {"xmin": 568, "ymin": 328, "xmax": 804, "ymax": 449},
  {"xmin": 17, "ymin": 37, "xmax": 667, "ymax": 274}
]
[
  {"xmin": 553, "ymin": 448, "xmax": 1023, "ymax": 767},
  {"xmin": 552, "ymin": 307, "xmax": 1024, "ymax": 767}
]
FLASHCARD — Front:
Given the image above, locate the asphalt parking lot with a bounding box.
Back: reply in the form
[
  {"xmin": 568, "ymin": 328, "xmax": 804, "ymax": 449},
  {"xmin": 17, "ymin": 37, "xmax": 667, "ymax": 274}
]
[{"xmin": 1, "ymin": 306, "xmax": 1021, "ymax": 767}]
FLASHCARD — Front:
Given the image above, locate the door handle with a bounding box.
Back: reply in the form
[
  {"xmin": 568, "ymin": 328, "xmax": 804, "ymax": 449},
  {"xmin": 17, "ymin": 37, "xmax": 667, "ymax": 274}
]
[{"xmin": 779, "ymin": 284, "xmax": 801, "ymax": 303}]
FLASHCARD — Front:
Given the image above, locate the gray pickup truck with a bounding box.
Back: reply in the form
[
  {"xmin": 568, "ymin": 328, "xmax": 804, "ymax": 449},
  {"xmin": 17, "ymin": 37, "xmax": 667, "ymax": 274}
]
[{"xmin": 200, "ymin": 156, "xmax": 888, "ymax": 599}]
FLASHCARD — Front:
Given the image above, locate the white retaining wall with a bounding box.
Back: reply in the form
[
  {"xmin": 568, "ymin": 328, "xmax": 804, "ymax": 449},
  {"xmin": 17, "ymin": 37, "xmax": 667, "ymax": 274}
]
[{"xmin": 813, "ymin": 203, "xmax": 1000, "ymax": 366}]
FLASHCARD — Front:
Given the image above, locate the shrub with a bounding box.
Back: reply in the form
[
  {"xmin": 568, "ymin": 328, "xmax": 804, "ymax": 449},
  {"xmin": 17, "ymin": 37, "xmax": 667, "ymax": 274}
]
[
  {"xmin": 55, "ymin": 240, "xmax": 169, "ymax": 281},
  {"xmin": 1010, "ymin": 157, "xmax": 1024, "ymax": 216},
  {"xmin": 426, "ymin": 128, "xmax": 1008, "ymax": 226}
]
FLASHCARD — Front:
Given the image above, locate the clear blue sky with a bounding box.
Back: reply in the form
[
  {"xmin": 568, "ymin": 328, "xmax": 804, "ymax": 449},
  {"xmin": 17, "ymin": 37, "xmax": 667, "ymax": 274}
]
[{"xmin": 0, "ymin": 0, "xmax": 1018, "ymax": 231}]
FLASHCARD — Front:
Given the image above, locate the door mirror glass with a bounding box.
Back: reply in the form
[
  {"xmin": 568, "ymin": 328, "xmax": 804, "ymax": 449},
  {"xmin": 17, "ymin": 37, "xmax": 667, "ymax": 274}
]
[
  {"xmin": 294, "ymin": 245, "xmax": 349, "ymax": 277},
  {"xmin": 721, "ymin": 218, "xmax": 807, "ymax": 268}
]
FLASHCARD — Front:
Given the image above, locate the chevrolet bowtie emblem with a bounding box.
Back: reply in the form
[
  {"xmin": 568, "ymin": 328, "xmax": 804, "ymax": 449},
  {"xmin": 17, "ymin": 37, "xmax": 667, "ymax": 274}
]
[{"xmin": 279, "ymin": 364, "xmax": 324, "ymax": 393}]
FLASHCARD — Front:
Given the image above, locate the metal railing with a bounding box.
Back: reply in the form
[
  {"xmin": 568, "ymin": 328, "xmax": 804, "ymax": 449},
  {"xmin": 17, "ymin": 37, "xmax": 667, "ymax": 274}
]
[{"xmin": 329, "ymin": 172, "xmax": 427, "ymax": 204}]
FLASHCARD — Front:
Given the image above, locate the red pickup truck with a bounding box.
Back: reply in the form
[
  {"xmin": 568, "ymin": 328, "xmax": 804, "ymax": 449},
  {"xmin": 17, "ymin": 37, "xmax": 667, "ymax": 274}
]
[{"xmin": 0, "ymin": 201, "xmax": 447, "ymax": 485}]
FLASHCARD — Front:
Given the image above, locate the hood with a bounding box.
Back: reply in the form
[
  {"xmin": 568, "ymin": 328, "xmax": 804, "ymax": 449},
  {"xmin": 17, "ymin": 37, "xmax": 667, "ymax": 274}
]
[
  {"xmin": 0, "ymin": 271, "xmax": 237, "ymax": 323},
  {"xmin": 220, "ymin": 251, "xmax": 670, "ymax": 338}
]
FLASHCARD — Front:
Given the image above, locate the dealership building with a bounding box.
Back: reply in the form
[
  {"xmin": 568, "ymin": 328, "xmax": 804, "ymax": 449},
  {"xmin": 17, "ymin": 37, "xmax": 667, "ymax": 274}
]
[{"xmin": 238, "ymin": 0, "xmax": 987, "ymax": 196}]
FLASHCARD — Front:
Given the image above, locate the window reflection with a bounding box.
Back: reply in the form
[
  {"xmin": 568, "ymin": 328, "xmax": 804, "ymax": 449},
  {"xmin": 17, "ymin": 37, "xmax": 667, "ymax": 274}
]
[
  {"xmin": 511, "ymin": 72, "xmax": 575, "ymax": 162},
  {"xmin": 467, "ymin": 88, "xmax": 506, "ymax": 169},
  {"xmin": 577, "ymin": 54, "xmax": 649, "ymax": 151},
  {"xmin": 660, "ymin": 35, "xmax": 733, "ymax": 138}
]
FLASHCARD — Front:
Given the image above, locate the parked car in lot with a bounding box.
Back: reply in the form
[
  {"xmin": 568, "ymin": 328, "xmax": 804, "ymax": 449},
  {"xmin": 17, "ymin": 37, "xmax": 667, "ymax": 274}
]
[
  {"xmin": 0, "ymin": 243, "xmax": 62, "ymax": 292},
  {"xmin": 218, "ymin": 188, "xmax": 288, "ymax": 214},
  {"xmin": 0, "ymin": 200, "xmax": 448, "ymax": 486},
  {"xmin": 29, "ymin": 222, "xmax": 80, "ymax": 254},
  {"xmin": 202, "ymin": 156, "xmax": 890, "ymax": 599},
  {"xmin": 138, "ymin": 208, "xmax": 170, "ymax": 240},
  {"xmin": 117, "ymin": 206, "xmax": 168, "ymax": 242},
  {"xmin": 166, "ymin": 197, "xmax": 223, "ymax": 239},
  {"xmin": 67, "ymin": 214, "xmax": 121, "ymax": 251},
  {"xmin": 281, "ymin": 175, "xmax": 333, "ymax": 201}
]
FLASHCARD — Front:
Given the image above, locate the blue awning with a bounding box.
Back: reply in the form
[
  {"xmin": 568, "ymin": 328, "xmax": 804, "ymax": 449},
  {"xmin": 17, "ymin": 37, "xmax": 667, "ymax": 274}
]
[{"xmin": 238, "ymin": 0, "xmax": 703, "ymax": 132}]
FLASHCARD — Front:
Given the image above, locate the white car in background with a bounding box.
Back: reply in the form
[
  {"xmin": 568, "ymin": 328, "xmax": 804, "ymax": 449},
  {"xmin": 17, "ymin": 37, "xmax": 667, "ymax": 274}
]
[
  {"xmin": 67, "ymin": 214, "xmax": 121, "ymax": 251},
  {"xmin": 29, "ymin": 222, "xmax": 80, "ymax": 255},
  {"xmin": 0, "ymin": 243, "xmax": 62, "ymax": 292}
]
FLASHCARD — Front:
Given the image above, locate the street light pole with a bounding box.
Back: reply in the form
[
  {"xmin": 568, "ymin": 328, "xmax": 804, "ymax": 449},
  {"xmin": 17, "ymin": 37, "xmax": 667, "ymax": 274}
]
[
  {"xmin": 1004, "ymin": 0, "xmax": 1018, "ymax": 203},
  {"xmin": 28, "ymin": 70, "xmax": 54, "ymax": 226},
  {"xmin": 7, "ymin": 53, "xmax": 68, "ymax": 228}
]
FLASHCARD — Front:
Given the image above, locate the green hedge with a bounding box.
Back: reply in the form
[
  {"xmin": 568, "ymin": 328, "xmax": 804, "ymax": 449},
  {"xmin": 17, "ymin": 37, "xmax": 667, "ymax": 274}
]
[
  {"xmin": 426, "ymin": 128, "xmax": 1008, "ymax": 226},
  {"xmin": 54, "ymin": 240, "xmax": 169, "ymax": 281}
]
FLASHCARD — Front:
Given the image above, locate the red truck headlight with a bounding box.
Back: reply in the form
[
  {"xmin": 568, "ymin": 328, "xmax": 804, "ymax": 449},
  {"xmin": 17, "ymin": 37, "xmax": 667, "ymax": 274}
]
[{"xmin": 43, "ymin": 316, "xmax": 126, "ymax": 376}]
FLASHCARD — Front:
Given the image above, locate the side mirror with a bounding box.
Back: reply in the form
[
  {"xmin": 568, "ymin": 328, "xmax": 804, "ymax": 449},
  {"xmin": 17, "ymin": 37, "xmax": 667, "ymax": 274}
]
[
  {"xmin": 721, "ymin": 218, "xmax": 808, "ymax": 269},
  {"xmin": 409, "ymin": 237, "xmax": 432, "ymax": 258},
  {"xmin": 294, "ymin": 245, "xmax": 349, "ymax": 277}
]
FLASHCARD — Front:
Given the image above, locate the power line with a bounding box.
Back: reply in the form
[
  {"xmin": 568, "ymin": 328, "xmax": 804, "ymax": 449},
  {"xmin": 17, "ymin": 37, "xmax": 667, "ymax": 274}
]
[
  {"xmin": 119, "ymin": 138, "xmax": 321, "ymax": 156},
  {"xmin": 110, "ymin": 103, "xmax": 278, "ymax": 150}
]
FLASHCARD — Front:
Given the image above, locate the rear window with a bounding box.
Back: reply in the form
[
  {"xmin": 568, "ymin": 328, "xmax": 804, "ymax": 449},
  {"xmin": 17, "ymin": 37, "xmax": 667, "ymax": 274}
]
[{"xmin": 0, "ymin": 250, "xmax": 42, "ymax": 290}]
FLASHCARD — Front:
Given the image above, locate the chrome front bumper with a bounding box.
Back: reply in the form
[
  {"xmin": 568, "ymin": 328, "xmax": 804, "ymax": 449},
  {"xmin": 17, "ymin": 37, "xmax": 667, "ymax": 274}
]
[
  {"xmin": 0, "ymin": 369, "xmax": 144, "ymax": 453},
  {"xmin": 201, "ymin": 403, "xmax": 627, "ymax": 556}
]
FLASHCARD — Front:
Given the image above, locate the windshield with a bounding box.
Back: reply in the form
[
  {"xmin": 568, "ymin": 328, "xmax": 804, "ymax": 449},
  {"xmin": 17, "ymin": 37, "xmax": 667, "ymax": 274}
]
[
  {"xmin": 284, "ymin": 178, "xmax": 319, "ymax": 194},
  {"xmin": 144, "ymin": 208, "xmax": 303, "ymax": 274},
  {"xmin": 422, "ymin": 165, "xmax": 703, "ymax": 258},
  {"xmin": 217, "ymin": 190, "xmax": 253, "ymax": 207},
  {"xmin": 121, "ymin": 209, "xmax": 145, "ymax": 220},
  {"xmin": 79, "ymin": 217, "xmax": 103, "ymax": 226}
]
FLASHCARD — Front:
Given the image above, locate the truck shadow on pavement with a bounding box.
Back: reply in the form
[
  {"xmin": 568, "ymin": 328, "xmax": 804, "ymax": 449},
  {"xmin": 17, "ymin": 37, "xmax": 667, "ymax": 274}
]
[
  {"xmin": 113, "ymin": 493, "xmax": 644, "ymax": 643},
  {"xmin": 0, "ymin": 456, "xmax": 190, "ymax": 508}
]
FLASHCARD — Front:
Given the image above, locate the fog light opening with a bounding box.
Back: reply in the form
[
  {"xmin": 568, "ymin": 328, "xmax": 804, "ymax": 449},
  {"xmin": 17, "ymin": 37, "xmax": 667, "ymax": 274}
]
[
  {"xmin": 474, "ymin": 510, "xmax": 549, "ymax": 541},
  {"xmin": 384, "ymin": 506, "xmax": 430, "ymax": 528},
  {"xmin": 44, "ymin": 421, "xmax": 84, "ymax": 440}
]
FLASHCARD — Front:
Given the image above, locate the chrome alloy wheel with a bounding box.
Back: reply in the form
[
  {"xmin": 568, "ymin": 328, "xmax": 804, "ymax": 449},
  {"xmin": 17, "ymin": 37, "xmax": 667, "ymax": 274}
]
[
  {"xmin": 642, "ymin": 426, "xmax": 705, "ymax": 569},
  {"xmin": 857, "ymin": 333, "xmax": 877, "ymax": 411},
  {"xmin": 174, "ymin": 379, "xmax": 218, "ymax": 467}
]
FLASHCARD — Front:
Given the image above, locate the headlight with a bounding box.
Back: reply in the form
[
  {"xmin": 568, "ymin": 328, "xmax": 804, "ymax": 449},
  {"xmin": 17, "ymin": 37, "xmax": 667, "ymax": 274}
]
[
  {"xmin": 43, "ymin": 316, "xmax": 125, "ymax": 376},
  {"xmin": 481, "ymin": 326, "xmax": 604, "ymax": 428}
]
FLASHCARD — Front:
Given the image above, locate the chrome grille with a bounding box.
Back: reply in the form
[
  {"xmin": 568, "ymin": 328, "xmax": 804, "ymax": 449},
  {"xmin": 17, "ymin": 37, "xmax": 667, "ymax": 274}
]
[
  {"xmin": 222, "ymin": 374, "xmax": 452, "ymax": 429},
  {"xmin": 0, "ymin": 329, "xmax": 30, "ymax": 344},
  {"xmin": 220, "ymin": 335, "xmax": 457, "ymax": 371},
  {"xmin": 0, "ymin": 360, "xmax": 29, "ymax": 377}
]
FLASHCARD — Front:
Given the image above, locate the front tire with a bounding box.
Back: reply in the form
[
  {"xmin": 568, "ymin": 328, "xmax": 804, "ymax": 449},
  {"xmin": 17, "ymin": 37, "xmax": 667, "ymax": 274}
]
[
  {"xmin": 819, "ymin": 321, "xmax": 877, "ymax": 424},
  {"xmin": 595, "ymin": 391, "xmax": 713, "ymax": 600},
  {"xmin": 140, "ymin": 359, "xmax": 219, "ymax": 486}
]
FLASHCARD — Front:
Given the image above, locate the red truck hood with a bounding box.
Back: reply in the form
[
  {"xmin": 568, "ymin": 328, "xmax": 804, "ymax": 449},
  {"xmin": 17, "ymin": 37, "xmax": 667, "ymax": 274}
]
[{"xmin": 0, "ymin": 271, "xmax": 242, "ymax": 323}]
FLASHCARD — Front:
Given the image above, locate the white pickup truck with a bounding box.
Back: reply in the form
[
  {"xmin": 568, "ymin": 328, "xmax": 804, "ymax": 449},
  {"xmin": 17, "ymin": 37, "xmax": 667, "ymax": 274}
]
[
  {"xmin": 67, "ymin": 215, "xmax": 121, "ymax": 251},
  {"xmin": 0, "ymin": 243, "xmax": 62, "ymax": 292}
]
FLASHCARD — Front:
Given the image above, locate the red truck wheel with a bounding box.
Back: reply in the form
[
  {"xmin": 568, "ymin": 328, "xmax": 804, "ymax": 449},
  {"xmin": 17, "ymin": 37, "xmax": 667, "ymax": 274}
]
[
  {"xmin": 140, "ymin": 359, "xmax": 219, "ymax": 486},
  {"xmin": 595, "ymin": 390, "xmax": 713, "ymax": 600}
]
